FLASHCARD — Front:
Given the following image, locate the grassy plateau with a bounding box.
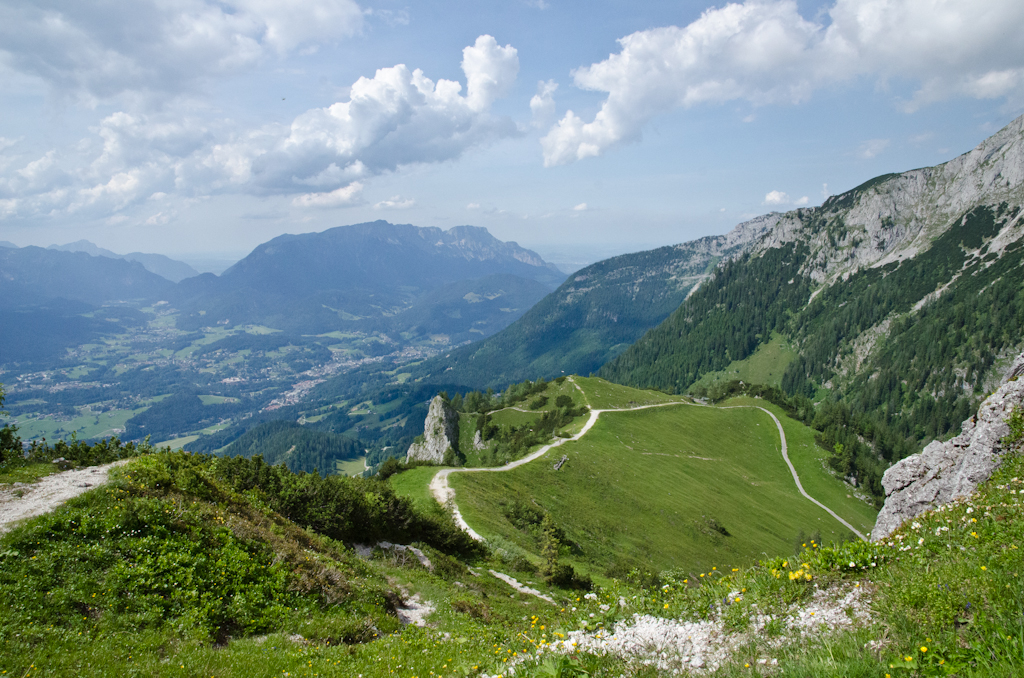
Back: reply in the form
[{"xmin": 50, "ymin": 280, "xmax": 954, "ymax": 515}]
[{"xmin": 449, "ymin": 392, "xmax": 872, "ymax": 577}]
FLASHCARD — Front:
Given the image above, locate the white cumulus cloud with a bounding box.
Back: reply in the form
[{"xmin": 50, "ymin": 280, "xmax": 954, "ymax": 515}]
[
  {"xmin": 374, "ymin": 195, "xmax": 415, "ymax": 209},
  {"xmin": 764, "ymin": 190, "xmax": 809, "ymax": 206},
  {"xmin": 0, "ymin": 0, "xmax": 364, "ymax": 103},
  {"xmin": 542, "ymin": 0, "xmax": 1024, "ymax": 166},
  {"xmin": 0, "ymin": 36, "xmax": 520, "ymax": 219},
  {"xmin": 530, "ymin": 80, "xmax": 559, "ymax": 127},
  {"xmin": 247, "ymin": 35, "xmax": 520, "ymax": 191},
  {"xmin": 292, "ymin": 181, "xmax": 363, "ymax": 208}
]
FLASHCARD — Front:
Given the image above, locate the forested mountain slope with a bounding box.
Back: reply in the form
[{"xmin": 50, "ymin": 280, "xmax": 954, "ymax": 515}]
[
  {"xmin": 412, "ymin": 216, "xmax": 783, "ymax": 389},
  {"xmin": 601, "ymin": 114, "xmax": 1024, "ymax": 498}
]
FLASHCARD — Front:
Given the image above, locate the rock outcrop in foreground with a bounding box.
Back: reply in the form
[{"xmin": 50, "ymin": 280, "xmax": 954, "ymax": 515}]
[
  {"xmin": 872, "ymin": 350, "xmax": 1024, "ymax": 540},
  {"xmin": 406, "ymin": 396, "xmax": 459, "ymax": 464}
]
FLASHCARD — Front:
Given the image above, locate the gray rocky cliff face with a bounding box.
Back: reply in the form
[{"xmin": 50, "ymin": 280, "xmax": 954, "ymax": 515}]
[
  {"xmin": 406, "ymin": 396, "xmax": 460, "ymax": 464},
  {"xmin": 871, "ymin": 350, "xmax": 1024, "ymax": 540},
  {"xmin": 742, "ymin": 114, "xmax": 1024, "ymax": 288}
]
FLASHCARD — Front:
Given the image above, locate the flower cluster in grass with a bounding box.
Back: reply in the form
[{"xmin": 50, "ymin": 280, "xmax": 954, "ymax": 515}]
[{"xmin": 871, "ymin": 461, "xmax": 1024, "ymax": 675}]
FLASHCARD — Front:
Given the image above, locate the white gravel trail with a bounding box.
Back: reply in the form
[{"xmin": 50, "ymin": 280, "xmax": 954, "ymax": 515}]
[
  {"xmin": 747, "ymin": 406, "xmax": 867, "ymax": 541},
  {"xmin": 0, "ymin": 460, "xmax": 129, "ymax": 534}
]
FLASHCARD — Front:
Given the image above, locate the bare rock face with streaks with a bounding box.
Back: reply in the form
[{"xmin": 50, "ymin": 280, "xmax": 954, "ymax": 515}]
[
  {"xmin": 406, "ymin": 396, "xmax": 460, "ymax": 464},
  {"xmin": 871, "ymin": 350, "xmax": 1024, "ymax": 540}
]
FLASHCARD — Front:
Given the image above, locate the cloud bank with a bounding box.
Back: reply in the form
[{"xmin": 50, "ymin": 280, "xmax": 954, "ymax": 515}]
[
  {"xmin": 0, "ymin": 0, "xmax": 364, "ymax": 103},
  {"xmin": 542, "ymin": 0, "xmax": 1024, "ymax": 166},
  {"xmin": 0, "ymin": 35, "xmax": 520, "ymax": 219}
]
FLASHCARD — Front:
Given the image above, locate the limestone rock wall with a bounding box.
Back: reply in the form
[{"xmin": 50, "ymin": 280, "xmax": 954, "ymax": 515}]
[
  {"xmin": 871, "ymin": 350, "xmax": 1024, "ymax": 540},
  {"xmin": 406, "ymin": 396, "xmax": 460, "ymax": 464}
]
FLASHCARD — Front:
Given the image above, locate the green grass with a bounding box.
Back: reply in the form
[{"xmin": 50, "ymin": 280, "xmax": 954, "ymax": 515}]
[
  {"xmin": 242, "ymin": 325, "xmax": 281, "ymax": 334},
  {"xmin": 722, "ymin": 396, "xmax": 879, "ymax": 534},
  {"xmin": 153, "ymin": 434, "xmax": 200, "ymax": 450},
  {"xmin": 0, "ymin": 462, "xmax": 64, "ymax": 485},
  {"xmin": 197, "ymin": 421, "xmax": 231, "ymax": 435},
  {"xmin": 690, "ymin": 331, "xmax": 798, "ymax": 391},
  {"xmin": 390, "ymin": 465, "xmax": 447, "ymax": 514},
  {"xmin": 348, "ymin": 400, "xmax": 373, "ymax": 415},
  {"xmin": 451, "ymin": 403, "xmax": 870, "ymax": 575},
  {"xmin": 0, "ymin": 452, "xmax": 580, "ymax": 678},
  {"xmin": 198, "ymin": 395, "xmax": 239, "ymax": 405},
  {"xmin": 335, "ymin": 456, "xmax": 367, "ymax": 477},
  {"xmin": 488, "ymin": 408, "xmax": 543, "ymax": 426},
  {"xmin": 65, "ymin": 365, "xmax": 93, "ymax": 379},
  {"xmin": 13, "ymin": 405, "xmax": 146, "ymax": 442},
  {"xmin": 572, "ymin": 376, "xmax": 683, "ymax": 410}
]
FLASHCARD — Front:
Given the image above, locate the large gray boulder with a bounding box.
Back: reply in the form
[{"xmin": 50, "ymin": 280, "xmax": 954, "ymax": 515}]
[
  {"xmin": 406, "ymin": 396, "xmax": 460, "ymax": 464},
  {"xmin": 871, "ymin": 350, "xmax": 1024, "ymax": 540}
]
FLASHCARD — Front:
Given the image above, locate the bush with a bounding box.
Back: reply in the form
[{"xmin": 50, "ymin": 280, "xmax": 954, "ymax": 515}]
[
  {"xmin": 544, "ymin": 562, "xmax": 592, "ymax": 590},
  {"xmin": 486, "ymin": 535, "xmax": 534, "ymax": 573},
  {"xmin": 210, "ymin": 453, "xmax": 484, "ymax": 558}
]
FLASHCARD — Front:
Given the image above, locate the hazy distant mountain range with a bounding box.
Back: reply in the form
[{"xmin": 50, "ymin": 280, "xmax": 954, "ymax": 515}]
[
  {"xmin": 0, "ymin": 221, "xmax": 566, "ymax": 364},
  {"xmin": 0, "ymin": 246, "xmax": 174, "ymax": 308},
  {"xmin": 47, "ymin": 240, "xmax": 201, "ymax": 283},
  {"xmin": 170, "ymin": 221, "xmax": 565, "ymax": 334}
]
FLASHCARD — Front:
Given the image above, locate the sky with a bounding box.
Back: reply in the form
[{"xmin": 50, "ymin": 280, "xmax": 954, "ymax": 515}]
[{"xmin": 2, "ymin": 0, "xmax": 1024, "ymax": 268}]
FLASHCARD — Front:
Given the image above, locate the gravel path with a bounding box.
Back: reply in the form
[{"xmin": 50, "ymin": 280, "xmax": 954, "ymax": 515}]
[
  {"xmin": 746, "ymin": 406, "xmax": 867, "ymax": 541},
  {"xmin": 0, "ymin": 460, "xmax": 129, "ymax": 534}
]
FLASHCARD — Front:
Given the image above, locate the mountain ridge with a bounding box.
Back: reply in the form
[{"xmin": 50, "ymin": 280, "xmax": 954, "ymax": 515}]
[
  {"xmin": 47, "ymin": 240, "xmax": 201, "ymax": 283},
  {"xmin": 171, "ymin": 220, "xmax": 566, "ymax": 336},
  {"xmin": 599, "ymin": 113, "xmax": 1024, "ymax": 499}
]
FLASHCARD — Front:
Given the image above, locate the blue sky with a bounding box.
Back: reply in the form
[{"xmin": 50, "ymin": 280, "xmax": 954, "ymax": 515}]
[{"xmin": 2, "ymin": 0, "xmax": 1023, "ymax": 267}]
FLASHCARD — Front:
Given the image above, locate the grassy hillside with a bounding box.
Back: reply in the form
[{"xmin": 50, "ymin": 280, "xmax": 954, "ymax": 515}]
[
  {"xmin": 689, "ymin": 332, "xmax": 798, "ymax": 392},
  {"xmin": 449, "ymin": 400, "xmax": 875, "ymax": 575},
  {"xmin": 2, "ymin": 385, "xmax": 1020, "ymax": 677},
  {"xmin": 722, "ymin": 396, "xmax": 878, "ymax": 533},
  {"xmin": 0, "ymin": 450, "xmax": 569, "ymax": 678}
]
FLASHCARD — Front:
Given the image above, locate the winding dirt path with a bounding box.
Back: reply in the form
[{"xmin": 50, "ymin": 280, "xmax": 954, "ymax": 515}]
[
  {"xmin": 431, "ymin": 391, "xmax": 867, "ymax": 543},
  {"xmin": 0, "ymin": 460, "xmax": 129, "ymax": 534},
  {"xmin": 744, "ymin": 406, "xmax": 868, "ymax": 542}
]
